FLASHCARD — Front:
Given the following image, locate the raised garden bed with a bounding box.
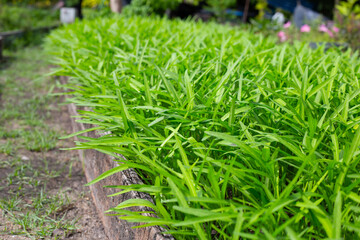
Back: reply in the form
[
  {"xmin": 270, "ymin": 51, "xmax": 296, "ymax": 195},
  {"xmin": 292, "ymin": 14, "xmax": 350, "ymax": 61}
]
[{"xmin": 48, "ymin": 17, "xmax": 360, "ymax": 239}]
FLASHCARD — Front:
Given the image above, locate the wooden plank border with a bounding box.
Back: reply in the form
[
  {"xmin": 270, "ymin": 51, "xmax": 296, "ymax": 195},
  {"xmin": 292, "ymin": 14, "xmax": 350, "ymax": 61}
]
[{"xmin": 60, "ymin": 76, "xmax": 173, "ymax": 240}]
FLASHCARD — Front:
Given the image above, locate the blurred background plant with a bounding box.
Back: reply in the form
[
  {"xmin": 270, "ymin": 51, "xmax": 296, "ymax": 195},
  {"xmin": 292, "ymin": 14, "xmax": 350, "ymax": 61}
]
[
  {"xmin": 122, "ymin": 0, "xmax": 182, "ymax": 17},
  {"xmin": 0, "ymin": 0, "xmax": 57, "ymax": 7},
  {"xmin": 0, "ymin": 5, "xmax": 59, "ymax": 32},
  {"xmin": 335, "ymin": 0, "xmax": 360, "ymax": 49},
  {"xmin": 122, "ymin": 0, "xmax": 155, "ymax": 17},
  {"xmin": 82, "ymin": 0, "xmax": 112, "ymax": 19},
  {"xmin": 254, "ymin": 0, "xmax": 267, "ymax": 20},
  {"xmin": 275, "ymin": 21, "xmax": 341, "ymax": 44},
  {"xmin": 82, "ymin": 0, "xmax": 106, "ymax": 8},
  {"xmin": 122, "ymin": 0, "xmax": 239, "ymax": 21},
  {"xmin": 206, "ymin": 0, "xmax": 237, "ymax": 21},
  {"xmin": 1, "ymin": 0, "xmax": 359, "ymax": 56}
]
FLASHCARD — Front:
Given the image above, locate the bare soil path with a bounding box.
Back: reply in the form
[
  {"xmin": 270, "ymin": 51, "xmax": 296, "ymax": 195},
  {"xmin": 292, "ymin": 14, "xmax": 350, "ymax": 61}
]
[{"xmin": 0, "ymin": 47, "xmax": 107, "ymax": 240}]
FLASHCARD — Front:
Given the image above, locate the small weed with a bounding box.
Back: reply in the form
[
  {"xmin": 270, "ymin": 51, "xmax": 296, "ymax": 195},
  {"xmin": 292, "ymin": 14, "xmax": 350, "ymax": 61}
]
[
  {"xmin": 0, "ymin": 108, "xmax": 20, "ymax": 124},
  {"xmin": 0, "ymin": 194, "xmax": 22, "ymax": 212},
  {"xmin": 0, "ymin": 141, "xmax": 15, "ymax": 155},
  {"xmin": 6, "ymin": 162, "xmax": 32, "ymax": 186},
  {"xmin": 1, "ymin": 189, "xmax": 76, "ymax": 240},
  {"xmin": 0, "ymin": 128, "xmax": 23, "ymax": 139},
  {"xmin": 0, "ymin": 159, "xmax": 11, "ymax": 169},
  {"xmin": 40, "ymin": 157, "xmax": 62, "ymax": 179},
  {"xmin": 24, "ymin": 129, "xmax": 59, "ymax": 152}
]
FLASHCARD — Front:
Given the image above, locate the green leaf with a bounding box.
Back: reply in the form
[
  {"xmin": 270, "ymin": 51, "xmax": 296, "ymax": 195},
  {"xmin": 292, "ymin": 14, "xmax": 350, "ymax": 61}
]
[
  {"xmin": 59, "ymin": 126, "xmax": 104, "ymax": 139},
  {"xmin": 85, "ymin": 165, "xmax": 130, "ymax": 186}
]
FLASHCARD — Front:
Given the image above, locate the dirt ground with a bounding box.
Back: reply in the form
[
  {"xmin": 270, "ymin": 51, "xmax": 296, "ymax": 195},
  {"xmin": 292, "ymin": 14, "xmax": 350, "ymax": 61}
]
[{"xmin": 0, "ymin": 47, "xmax": 108, "ymax": 240}]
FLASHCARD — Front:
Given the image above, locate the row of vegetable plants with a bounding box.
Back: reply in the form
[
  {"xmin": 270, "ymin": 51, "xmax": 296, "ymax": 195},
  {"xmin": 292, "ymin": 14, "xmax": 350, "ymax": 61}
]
[{"xmin": 46, "ymin": 16, "xmax": 360, "ymax": 239}]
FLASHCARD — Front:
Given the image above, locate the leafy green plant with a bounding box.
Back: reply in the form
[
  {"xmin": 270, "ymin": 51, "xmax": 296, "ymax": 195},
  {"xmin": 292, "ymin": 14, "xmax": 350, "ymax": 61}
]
[{"xmin": 47, "ymin": 16, "xmax": 360, "ymax": 239}]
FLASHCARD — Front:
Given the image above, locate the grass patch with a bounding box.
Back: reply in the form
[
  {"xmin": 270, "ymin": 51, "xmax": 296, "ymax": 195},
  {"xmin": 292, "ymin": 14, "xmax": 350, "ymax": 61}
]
[
  {"xmin": 23, "ymin": 129, "xmax": 59, "ymax": 152},
  {"xmin": 0, "ymin": 141, "xmax": 16, "ymax": 155},
  {"xmin": 0, "ymin": 155, "xmax": 76, "ymax": 240},
  {"xmin": 0, "ymin": 190, "xmax": 77, "ymax": 239},
  {"xmin": 47, "ymin": 16, "xmax": 360, "ymax": 239}
]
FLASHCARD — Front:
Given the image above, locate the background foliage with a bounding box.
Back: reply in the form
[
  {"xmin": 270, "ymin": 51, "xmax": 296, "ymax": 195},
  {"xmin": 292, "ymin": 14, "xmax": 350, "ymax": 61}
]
[
  {"xmin": 335, "ymin": 0, "xmax": 360, "ymax": 49},
  {"xmin": 0, "ymin": 5, "xmax": 59, "ymax": 32}
]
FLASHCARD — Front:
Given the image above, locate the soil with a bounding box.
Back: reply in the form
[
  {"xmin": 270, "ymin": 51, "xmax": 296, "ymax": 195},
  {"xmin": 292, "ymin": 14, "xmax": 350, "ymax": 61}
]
[
  {"xmin": 0, "ymin": 49, "xmax": 108, "ymax": 240},
  {"xmin": 0, "ymin": 103, "xmax": 108, "ymax": 240},
  {"xmin": 43, "ymin": 96, "xmax": 109, "ymax": 240}
]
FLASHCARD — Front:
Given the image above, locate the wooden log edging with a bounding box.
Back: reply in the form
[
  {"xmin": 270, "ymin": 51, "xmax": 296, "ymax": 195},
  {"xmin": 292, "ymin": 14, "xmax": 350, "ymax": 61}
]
[{"xmin": 61, "ymin": 76, "xmax": 173, "ymax": 240}]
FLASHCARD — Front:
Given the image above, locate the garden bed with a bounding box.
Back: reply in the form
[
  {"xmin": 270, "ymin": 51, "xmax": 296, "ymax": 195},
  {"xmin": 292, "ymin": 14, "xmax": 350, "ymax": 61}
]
[{"xmin": 48, "ymin": 16, "xmax": 360, "ymax": 239}]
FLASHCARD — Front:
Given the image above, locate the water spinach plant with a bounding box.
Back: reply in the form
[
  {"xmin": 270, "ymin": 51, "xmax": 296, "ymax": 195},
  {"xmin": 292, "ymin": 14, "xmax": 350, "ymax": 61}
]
[{"xmin": 47, "ymin": 16, "xmax": 360, "ymax": 239}]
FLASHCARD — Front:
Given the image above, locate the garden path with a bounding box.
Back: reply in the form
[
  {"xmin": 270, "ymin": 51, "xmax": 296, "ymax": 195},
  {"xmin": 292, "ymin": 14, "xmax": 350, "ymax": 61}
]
[{"xmin": 0, "ymin": 47, "xmax": 108, "ymax": 240}]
